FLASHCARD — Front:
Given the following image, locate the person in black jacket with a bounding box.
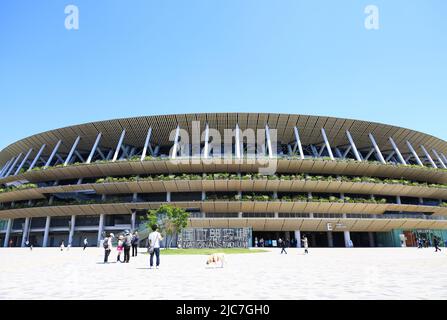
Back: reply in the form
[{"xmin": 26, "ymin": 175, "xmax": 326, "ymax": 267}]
[
  {"xmin": 132, "ymin": 231, "xmax": 140, "ymax": 257},
  {"xmin": 434, "ymin": 237, "xmax": 442, "ymax": 252},
  {"xmin": 280, "ymin": 238, "xmax": 288, "ymax": 255}
]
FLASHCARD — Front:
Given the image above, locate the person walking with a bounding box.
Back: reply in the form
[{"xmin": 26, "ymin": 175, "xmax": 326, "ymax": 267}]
[
  {"xmin": 123, "ymin": 231, "xmax": 132, "ymax": 263},
  {"xmin": 83, "ymin": 238, "xmax": 88, "ymax": 251},
  {"xmin": 280, "ymin": 238, "xmax": 288, "ymax": 255},
  {"xmin": 148, "ymin": 224, "xmax": 163, "ymax": 269},
  {"xmin": 434, "ymin": 237, "xmax": 442, "ymax": 252},
  {"xmin": 103, "ymin": 234, "xmax": 113, "ymax": 264},
  {"xmin": 60, "ymin": 241, "xmax": 65, "ymax": 252},
  {"xmin": 132, "ymin": 232, "xmax": 140, "ymax": 257},
  {"xmin": 302, "ymin": 236, "xmax": 309, "ymax": 255}
]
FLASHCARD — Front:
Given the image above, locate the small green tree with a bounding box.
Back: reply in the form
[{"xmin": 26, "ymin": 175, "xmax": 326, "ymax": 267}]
[{"xmin": 144, "ymin": 205, "xmax": 189, "ymax": 249}]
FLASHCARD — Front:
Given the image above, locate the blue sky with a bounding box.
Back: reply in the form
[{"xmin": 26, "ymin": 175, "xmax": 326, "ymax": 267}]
[{"xmin": 0, "ymin": 0, "xmax": 446, "ymax": 150}]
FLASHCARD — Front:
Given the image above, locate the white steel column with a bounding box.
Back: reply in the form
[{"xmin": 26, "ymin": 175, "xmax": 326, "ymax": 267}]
[
  {"xmin": 235, "ymin": 124, "xmax": 241, "ymax": 159},
  {"xmin": 14, "ymin": 148, "xmax": 33, "ymax": 175},
  {"xmin": 3, "ymin": 219, "xmax": 12, "ymax": 247},
  {"xmin": 293, "ymin": 127, "xmax": 305, "ymax": 159},
  {"xmin": 5, "ymin": 154, "xmax": 22, "ymax": 177},
  {"xmin": 368, "ymin": 133, "xmax": 386, "ymax": 164},
  {"xmin": 68, "ymin": 215, "xmax": 76, "ymax": 246},
  {"xmin": 86, "ymin": 133, "xmax": 102, "ymax": 164},
  {"xmin": 64, "ymin": 136, "xmax": 81, "ymax": 166},
  {"xmin": 42, "ymin": 216, "xmax": 51, "ymax": 247},
  {"xmin": 171, "ymin": 126, "xmax": 181, "ymax": 160},
  {"xmin": 113, "ymin": 130, "xmax": 126, "ymax": 162},
  {"xmin": 97, "ymin": 214, "xmax": 105, "ymax": 247},
  {"xmin": 131, "ymin": 211, "xmax": 137, "ymax": 231},
  {"xmin": 432, "ymin": 149, "xmax": 447, "ymax": 169},
  {"xmin": 21, "ymin": 217, "xmax": 30, "ymax": 247},
  {"xmin": 45, "ymin": 140, "xmax": 62, "ymax": 168},
  {"xmin": 441, "ymin": 153, "xmax": 447, "ymax": 166},
  {"xmin": 389, "ymin": 138, "xmax": 406, "ymax": 165},
  {"xmin": 420, "ymin": 145, "xmax": 437, "ymax": 168},
  {"xmin": 406, "ymin": 141, "xmax": 423, "ymax": 166},
  {"xmin": 346, "ymin": 131, "xmax": 362, "ymax": 161},
  {"xmin": 141, "ymin": 127, "xmax": 153, "ymax": 161},
  {"xmin": 344, "ymin": 231, "xmax": 351, "ymax": 248},
  {"xmin": 0, "ymin": 159, "xmax": 13, "ymax": 177},
  {"xmin": 265, "ymin": 124, "xmax": 273, "ymax": 159},
  {"xmin": 203, "ymin": 123, "xmax": 210, "ymax": 159},
  {"xmin": 321, "ymin": 128, "xmax": 334, "ymax": 160},
  {"xmin": 295, "ymin": 230, "xmax": 301, "ymax": 248},
  {"xmin": 28, "ymin": 144, "xmax": 46, "ymax": 171},
  {"xmin": 328, "ymin": 232, "xmax": 334, "ymax": 247}
]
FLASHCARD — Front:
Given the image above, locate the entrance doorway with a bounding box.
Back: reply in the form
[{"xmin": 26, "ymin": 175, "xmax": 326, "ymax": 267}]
[{"xmin": 252, "ymin": 231, "xmax": 296, "ymax": 247}]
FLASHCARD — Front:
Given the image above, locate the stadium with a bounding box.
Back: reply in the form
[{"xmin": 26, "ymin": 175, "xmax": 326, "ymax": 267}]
[{"xmin": 1, "ymin": 113, "xmax": 447, "ymax": 249}]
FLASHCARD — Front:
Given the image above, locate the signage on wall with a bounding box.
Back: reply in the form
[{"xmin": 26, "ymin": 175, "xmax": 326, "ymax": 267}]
[{"xmin": 178, "ymin": 228, "xmax": 252, "ymax": 249}]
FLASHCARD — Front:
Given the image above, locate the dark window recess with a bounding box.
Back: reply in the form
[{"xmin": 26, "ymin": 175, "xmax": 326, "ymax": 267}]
[
  {"xmin": 171, "ymin": 192, "xmax": 202, "ymax": 202},
  {"xmin": 12, "ymin": 218, "xmax": 25, "ymax": 230},
  {"xmin": 50, "ymin": 216, "xmax": 71, "ymax": 228},
  {"xmin": 52, "ymin": 192, "xmax": 102, "ymax": 203},
  {"xmin": 76, "ymin": 215, "xmax": 100, "ymax": 227},
  {"xmin": 423, "ymin": 198, "xmax": 441, "ymax": 206},
  {"xmin": 279, "ymin": 213, "xmax": 310, "ymax": 218},
  {"xmin": 30, "ymin": 217, "xmax": 47, "ymax": 229},
  {"xmin": 105, "ymin": 215, "xmax": 131, "ymax": 226},
  {"xmin": 400, "ymin": 197, "xmax": 420, "ymax": 205},
  {"xmin": 242, "ymin": 213, "xmax": 275, "ymax": 218},
  {"xmin": 206, "ymin": 213, "xmax": 239, "ymax": 218},
  {"xmin": 137, "ymin": 193, "xmax": 166, "ymax": 202}
]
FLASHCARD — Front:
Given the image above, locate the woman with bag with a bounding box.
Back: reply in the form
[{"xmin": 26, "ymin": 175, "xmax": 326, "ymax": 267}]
[{"xmin": 148, "ymin": 225, "xmax": 163, "ymax": 269}]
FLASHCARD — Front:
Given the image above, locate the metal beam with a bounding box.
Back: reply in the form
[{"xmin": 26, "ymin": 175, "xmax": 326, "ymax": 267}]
[
  {"xmin": 45, "ymin": 140, "xmax": 62, "ymax": 168},
  {"xmin": 368, "ymin": 133, "xmax": 386, "ymax": 164},
  {"xmin": 28, "ymin": 144, "xmax": 46, "ymax": 171},
  {"xmin": 441, "ymin": 153, "xmax": 447, "ymax": 166},
  {"xmin": 171, "ymin": 126, "xmax": 180, "ymax": 159},
  {"xmin": 389, "ymin": 137, "xmax": 406, "ymax": 165},
  {"xmin": 406, "ymin": 141, "xmax": 423, "ymax": 166},
  {"xmin": 5, "ymin": 153, "xmax": 22, "ymax": 177},
  {"xmin": 293, "ymin": 127, "xmax": 305, "ymax": 160},
  {"xmin": 141, "ymin": 127, "xmax": 152, "ymax": 161},
  {"xmin": 346, "ymin": 131, "xmax": 362, "ymax": 161},
  {"xmin": 343, "ymin": 146, "xmax": 352, "ymax": 159},
  {"xmin": 0, "ymin": 158, "xmax": 13, "ymax": 177},
  {"xmin": 14, "ymin": 148, "xmax": 33, "ymax": 175},
  {"xmin": 112, "ymin": 130, "xmax": 126, "ymax": 162},
  {"xmin": 321, "ymin": 128, "xmax": 334, "ymax": 160},
  {"xmin": 86, "ymin": 133, "xmax": 102, "ymax": 164},
  {"xmin": 420, "ymin": 145, "xmax": 437, "ymax": 168},
  {"xmin": 64, "ymin": 136, "xmax": 81, "ymax": 166},
  {"xmin": 432, "ymin": 149, "xmax": 447, "ymax": 169}
]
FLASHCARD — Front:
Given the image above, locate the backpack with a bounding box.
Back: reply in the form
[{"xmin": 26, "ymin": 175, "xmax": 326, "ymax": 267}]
[{"xmin": 103, "ymin": 238, "xmax": 109, "ymax": 249}]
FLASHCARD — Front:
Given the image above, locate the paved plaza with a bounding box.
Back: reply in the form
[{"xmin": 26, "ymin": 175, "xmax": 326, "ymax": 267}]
[{"xmin": 0, "ymin": 247, "xmax": 446, "ymax": 300}]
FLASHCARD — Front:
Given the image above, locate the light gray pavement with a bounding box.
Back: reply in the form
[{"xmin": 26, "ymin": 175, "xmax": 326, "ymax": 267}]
[{"xmin": 0, "ymin": 247, "xmax": 446, "ymax": 300}]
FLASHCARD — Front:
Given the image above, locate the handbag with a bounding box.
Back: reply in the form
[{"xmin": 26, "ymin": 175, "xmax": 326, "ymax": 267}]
[{"xmin": 149, "ymin": 233, "xmax": 159, "ymax": 254}]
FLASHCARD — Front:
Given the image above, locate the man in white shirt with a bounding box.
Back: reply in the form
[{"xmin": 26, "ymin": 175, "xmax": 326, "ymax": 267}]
[{"xmin": 148, "ymin": 225, "xmax": 163, "ymax": 269}]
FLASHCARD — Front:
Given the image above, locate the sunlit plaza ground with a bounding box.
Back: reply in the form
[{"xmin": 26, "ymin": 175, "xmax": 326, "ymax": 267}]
[{"xmin": 0, "ymin": 247, "xmax": 446, "ymax": 300}]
